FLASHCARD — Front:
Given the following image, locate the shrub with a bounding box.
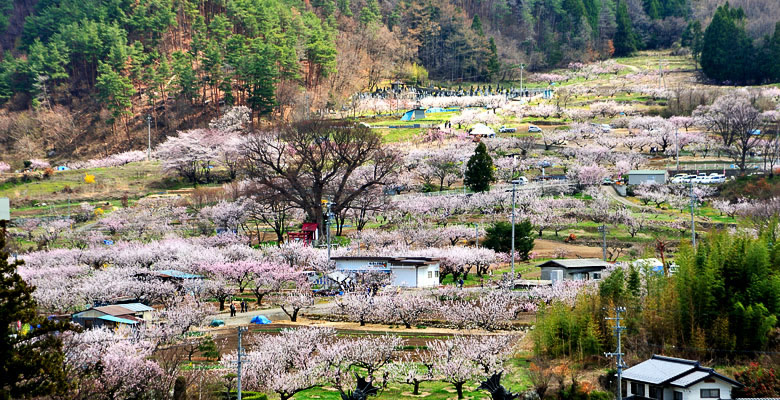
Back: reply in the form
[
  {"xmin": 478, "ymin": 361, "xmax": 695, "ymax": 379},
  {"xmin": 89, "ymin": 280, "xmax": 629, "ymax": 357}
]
[{"xmin": 482, "ymin": 220, "xmax": 535, "ymax": 260}]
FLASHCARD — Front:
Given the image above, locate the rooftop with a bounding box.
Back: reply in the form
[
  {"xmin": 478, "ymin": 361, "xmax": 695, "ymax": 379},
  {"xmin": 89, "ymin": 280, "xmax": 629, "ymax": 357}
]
[
  {"xmin": 628, "ymin": 169, "xmax": 668, "ymax": 175},
  {"xmin": 333, "ymin": 256, "xmax": 440, "ymax": 266},
  {"xmin": 623, "ymin": 355, "xmax": 742, "ymax": 388},
  {"xmin": 537, "ymin": 258, "xmax": 610, "ymax": 269}
]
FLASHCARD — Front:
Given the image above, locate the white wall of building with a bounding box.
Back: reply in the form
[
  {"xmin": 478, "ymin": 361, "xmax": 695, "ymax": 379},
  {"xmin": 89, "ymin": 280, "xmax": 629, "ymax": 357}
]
[
  {"xmin": 334, "ymin": 259, "xmax": 440, "ymax": 288},
  {"xmin": 627, "ymin": 378, "xmax": 735, "ymax": 400}
]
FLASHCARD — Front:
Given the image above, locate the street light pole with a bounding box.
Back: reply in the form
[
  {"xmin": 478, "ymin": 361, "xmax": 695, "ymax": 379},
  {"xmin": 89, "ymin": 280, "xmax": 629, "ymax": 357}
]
[{"xmin": 474, "ymin": 223, "xmax": 479, "ymax": 248}]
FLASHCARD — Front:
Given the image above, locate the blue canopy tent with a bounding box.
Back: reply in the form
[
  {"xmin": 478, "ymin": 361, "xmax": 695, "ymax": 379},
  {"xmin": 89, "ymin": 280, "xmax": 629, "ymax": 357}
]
[{"xmin": 251, "ymin": 315, "xmax": 272, "ymax": 325}]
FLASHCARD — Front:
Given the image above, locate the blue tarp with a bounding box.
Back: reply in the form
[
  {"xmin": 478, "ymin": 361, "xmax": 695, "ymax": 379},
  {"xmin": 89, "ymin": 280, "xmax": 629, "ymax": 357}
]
[
  {"xmin": 425, "ymin": 107, "xmax": 445, "ymax": 113},
  {"xmin": 209, "ymin": 319, "xmax": 225, "ymax": 327},
  {"xmin": 251, "ymin": 315, "xmax": 272, "ymax": 325},
  {"xmin": 400, "ymin": 110, "xmax": 414, "ymax": 121}
]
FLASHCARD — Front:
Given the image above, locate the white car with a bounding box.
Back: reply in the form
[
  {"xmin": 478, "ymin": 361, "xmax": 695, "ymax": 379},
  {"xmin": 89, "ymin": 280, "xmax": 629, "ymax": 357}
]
[
  {"xmin": 528, "ymin": 125, "xmax": 542, "ymax": 133},
  {"xmin": 514, "ymin": 177, "xmax": 529, "ymax": 185},
  {"xmin": 671, "ymin": 174, "xmax": 693, "ymax": 184}
]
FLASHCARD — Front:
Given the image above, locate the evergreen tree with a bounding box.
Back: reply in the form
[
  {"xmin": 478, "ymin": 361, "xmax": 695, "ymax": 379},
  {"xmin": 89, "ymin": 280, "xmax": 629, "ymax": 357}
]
[
  {"xmin": 613, "ymin": 0, "xmax": 637, "ymax": 56},
  {"xmin": 486, "ymin": 37, "xmax": 500, "ymax": 81},
  {"xmin": 464, "ymin": 142, "xmax": 495, "ymax": 192},
  {"xmin": 359, "ymin": 0, "xmax": 381, "ymax": 25},
  {"xmin": 471, "ymin": 14, "xmax": 484, "ymax": 36},
  {"xmin": 700, "ymin": 4, "xmax": 755, "ymax": 83},
  {"xmin": 682, "ymin": 21, "xmax": 704, "ymax": 65},
  {"xmin": 482, "ymin": 220, "xmax": 535, "ymax": 260},
  {"xmin": 95, "ymin": 62, "xmax": 135, "ymax": 135},
  {"xmin": 0, "ymin": 222, "xmax": 75, "ymax": 399},
  {"xmin": 242, "ymin": 39, "xmax": 278, "ymax": 117}
]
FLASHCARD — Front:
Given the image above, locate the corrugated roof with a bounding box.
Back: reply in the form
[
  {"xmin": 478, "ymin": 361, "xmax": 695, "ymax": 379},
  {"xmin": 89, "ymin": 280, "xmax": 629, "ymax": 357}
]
[
  {"xmin": 623, "ymin": 357, "xmax": 697, "ymax": 385},
  {"xmin": 628, "ymin": 170, "xmax": 667, "ymax": 175},
  {"xmin": 537, "ymin": 259, "xmax": 610, "ymax": 269},
  {"xmin": 97, "ymin": 315, "xmax": 139, "ymax": 325},
  {"xmin": 94, "ymin": 305, "xmax": 136, "ymax": 316},
  {"xmin": 153, "ymin": 270, "xmax": 203, "ymax": 279},
  {"xmin": 117, "ymin": 303, "xmax": 154, "ymax": 312},
  {"xmin": 670, "ymin": 371, "xmax": 709, "ymax": 387}
]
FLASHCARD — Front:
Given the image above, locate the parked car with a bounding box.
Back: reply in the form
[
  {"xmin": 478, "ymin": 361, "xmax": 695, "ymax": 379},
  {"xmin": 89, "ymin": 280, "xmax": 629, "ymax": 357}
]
[
  {"xmin": 602, "ymin": 178, "xmax": 615, "ymax": 185},
  {"xmin": 528, "ymin": 125, "xmax": 542, "ymax": 133},
  {"xmin": 600, "ymin": 124, "xmax": 611, "ymax": 132},
  {"xmin": 671, "ymin": 174, "xmax": 693, "ymax": 184},
  {"xmin": 513, "ymin": 177, "xmax": 529, "ymax": 185},
  {"xmin": 499, "ymin": 126, "xmax": 517, "ymax": 133}
]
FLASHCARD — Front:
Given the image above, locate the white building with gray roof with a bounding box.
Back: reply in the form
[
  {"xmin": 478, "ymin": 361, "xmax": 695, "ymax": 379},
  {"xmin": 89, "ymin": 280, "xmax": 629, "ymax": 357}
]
[
  {"xmin": 536, "ymin": 258, "xmax": 610, "ymax": 282},
  {"xmin": 622, "ymin": 355, "xmax": 742, "ymax": 400}
]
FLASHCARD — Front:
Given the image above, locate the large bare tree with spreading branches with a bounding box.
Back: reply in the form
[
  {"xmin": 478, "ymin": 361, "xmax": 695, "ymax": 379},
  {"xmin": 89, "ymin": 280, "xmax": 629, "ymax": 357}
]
[{"xmin": 242, "ymin": 120, "xmax": 398, "ymax": 239}]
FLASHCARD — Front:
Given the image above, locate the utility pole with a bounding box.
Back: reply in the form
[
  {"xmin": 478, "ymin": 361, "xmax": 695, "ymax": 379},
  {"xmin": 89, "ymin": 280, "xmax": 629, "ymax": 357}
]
[
  {"xmin": 605, "ymin": 307, "xmax": 627, "ymax": 400},
  {"xmin": 325, "ymin": 201, "xmax": 333, "ymax": 261},
  {"xmin": 147, "ymin": 114, "xmax": 152, "ymax": 161},
  {"xmin": 598, "ymin": 225, "xmax": 608, "ymax": 261},
  {"xmin": 519, "ymin": 64, "xmax": 526, "ymax": 97},
  {"xmin": 462, "ymin": 158, "xmax": 468, "ymax": 195},
  {"xmin": 236, "ymin": 326, "xmax": 248, "ymax": 400},
  {"xmin": 675, "ymin": 128, "xmax": 679, "ymax": 172},
  {"xmin": 510, "ymin": 179, "xmax": 520, "ymax": 280},
  {"xmin": 689, "ymin": 181, "xmax": 696, "ymax": 248},
  {"xmin": 474, "ymin": 223, "xmax": 479, "ymax": 248}
]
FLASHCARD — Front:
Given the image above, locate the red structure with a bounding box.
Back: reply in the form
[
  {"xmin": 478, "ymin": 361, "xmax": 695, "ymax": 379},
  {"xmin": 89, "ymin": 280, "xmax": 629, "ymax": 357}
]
[{"xmin": 287, "ymin": 223, "xmax": 318, "ymax": 245}]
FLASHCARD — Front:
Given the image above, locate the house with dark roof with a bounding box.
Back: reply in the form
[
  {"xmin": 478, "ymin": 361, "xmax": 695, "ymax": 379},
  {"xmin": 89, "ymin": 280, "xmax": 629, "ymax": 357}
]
[
  {"xmin": 536, "ymin": 258, "xmax": 610, "ymax": 282},
  {"xmin": 623, "ymin": 355, "xmax": 742, "ymax": 400},
  {"xmin": 72, "ymin": 303, "xmax": 155, "ymax": 329},
  {"xmin": 332, "ymin": 256, "xmax": 440, "ymax": 288}
]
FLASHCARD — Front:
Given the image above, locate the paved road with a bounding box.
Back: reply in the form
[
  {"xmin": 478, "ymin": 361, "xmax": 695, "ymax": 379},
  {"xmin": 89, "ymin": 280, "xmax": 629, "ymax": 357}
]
[{"xmin": 600, "ymin": 185, "xmax": 651, "ymax": 210}]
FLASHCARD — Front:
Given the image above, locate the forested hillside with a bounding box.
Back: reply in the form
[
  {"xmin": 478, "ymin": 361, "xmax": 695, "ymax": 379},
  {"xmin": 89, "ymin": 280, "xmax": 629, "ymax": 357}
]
[{"xmin": 0, "ymin": 0, "xmax": 778, "ymax": 158}]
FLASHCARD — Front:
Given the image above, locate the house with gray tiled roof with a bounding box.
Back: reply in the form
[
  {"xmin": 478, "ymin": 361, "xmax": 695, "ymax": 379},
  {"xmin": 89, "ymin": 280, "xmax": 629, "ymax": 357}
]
[
  {"xmin": 537, "ymin": 258, "xmax": 610, "ymax": 282},
  {"xmin": 623, "ymin": 355, "xmax": 742, "ymax": 400}
]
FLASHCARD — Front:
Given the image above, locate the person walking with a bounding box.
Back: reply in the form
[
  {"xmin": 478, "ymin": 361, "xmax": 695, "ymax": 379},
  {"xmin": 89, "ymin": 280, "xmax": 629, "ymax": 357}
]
[{"xmin": 229, "ymin": 302, "xmax": 236, "ymax": 317}]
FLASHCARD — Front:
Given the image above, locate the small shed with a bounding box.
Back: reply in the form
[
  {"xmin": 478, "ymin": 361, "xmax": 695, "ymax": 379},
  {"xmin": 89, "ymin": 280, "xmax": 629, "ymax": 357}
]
[
  {"xmin": 72, "ymin": 303, "xmax": 153, "ymax": 329},
  {"xmin": 288, "ymin": 222, "xmax": 318, "ymax": 246},
  {"xmin": 537, "ymin": 258, "xmax": 610, "ymax": 282},
  {"xmin": 627, "ymin": 170, "xmax": 668, "ymax": 185},
  {"xmin": 333, "ymin": 256, "xmax": 440, "ymax": 288},
  {"xmin": 401, "ymin": 108, "xmax": 426, "ymax": 121}
]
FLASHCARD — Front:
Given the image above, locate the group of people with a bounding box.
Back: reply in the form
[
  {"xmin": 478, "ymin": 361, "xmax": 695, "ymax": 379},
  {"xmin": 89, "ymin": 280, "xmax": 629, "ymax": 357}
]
[{"xmin": 228, "ymin": 300, "xmax": 249, "ymax": 317}]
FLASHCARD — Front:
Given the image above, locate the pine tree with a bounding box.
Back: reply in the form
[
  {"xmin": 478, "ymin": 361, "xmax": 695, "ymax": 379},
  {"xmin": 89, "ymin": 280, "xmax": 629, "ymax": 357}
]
[
  {"xmin": 700, "ymin": 4, "xmax": 755, "ymax": 83},
  {"xmin": 471, "ymin": 14, "xmax": 484, "ymax": 36},
  {"xmin": 359, "ymin": 0, "xmax": 381, "ymax": 25},
  {"xmin": 465, "ymin": 142, "xmax": 495, "ymax": 192},
  {"xmin": 242, "ymin": 39, "xmax": 278, "ymax": 118},
  {"xmin": 0, "ymin": 222, "xmax": 75, "ymax": 398},
  {"xmin": 95, "ymin": 62, "xmax": 135, "ymax": 136},
  {"xmin": 487, "ymin": 37, "xmax": 500, "ymax": 81},
  {"xmin": 613, "ymin": 0, "xmax": 637, "ymax": 56}
]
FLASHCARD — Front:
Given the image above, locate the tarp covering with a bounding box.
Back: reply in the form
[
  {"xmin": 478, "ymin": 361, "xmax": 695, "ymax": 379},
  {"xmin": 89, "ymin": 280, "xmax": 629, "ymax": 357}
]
[
  {"xmin": 251, "ymin": 315, "xmax": 272, "ymax": 324},
  {"xmin": 209, "ymin": 319, "xmax": 225, "ymax": 327}
]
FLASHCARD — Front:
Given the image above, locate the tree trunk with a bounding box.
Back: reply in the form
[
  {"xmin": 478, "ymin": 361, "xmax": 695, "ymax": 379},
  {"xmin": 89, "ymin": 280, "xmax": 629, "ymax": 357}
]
[
  {"xmin": 455, "ymin": 383, "xmax": 464, "ymax": 400},
  {"xmin": 413, "ymin": 381, "xmax": 420, "ymax": 395}
]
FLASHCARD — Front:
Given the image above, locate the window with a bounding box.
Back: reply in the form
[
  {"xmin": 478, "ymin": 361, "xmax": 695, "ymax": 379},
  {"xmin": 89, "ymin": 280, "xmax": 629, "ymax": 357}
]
[
  {"xmin": 649, "ymin": 386, "xmax": 663, "ymax": 400},
  {"xmin": 673, "ymin": 391, "xmax": 683, "ymax": 400},
  {"xmin": 592, "ymin": 272, "xmax": 602, "ymax": 280},
  {"xmin": 631, "ymin": 383, "xmax": 645, "ymax": 397},
  {"xmin": 428, "ymin": 271, "xmax": 432, "ymax": 279},
  {"xmin": 701, "ymin": 389, "xmax": 720, "ymax": 398},
  {"xmin": 435, "ymin": 271, "xmax": 439, "ymax": 277}
]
